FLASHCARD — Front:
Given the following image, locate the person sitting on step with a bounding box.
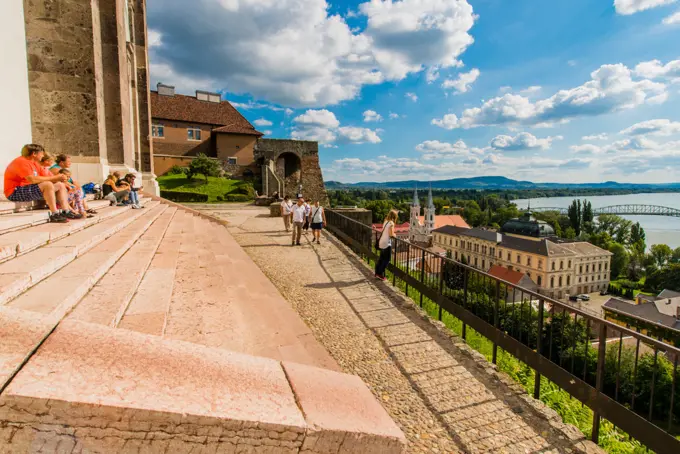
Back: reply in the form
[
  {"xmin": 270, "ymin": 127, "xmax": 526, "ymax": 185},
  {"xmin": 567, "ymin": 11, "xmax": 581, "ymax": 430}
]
[
  {"xmin": 50, "ymin": 154, "xmax": 97, "ymax": 215},
  {"xmin": 102, "ymin": 172, "xmax": 130, "ymax": 206},
  {"xmin": 122, "ymin": 173, "xmax": 143, "ymax": 209},
  {"xmin": 40, "ymin": 153, "xmax": 55, "ymax": 173},
  {"xmin": 59, "ymin": 169, "xmax": 89, "ymax": 218},
  {"xmin": 4, "ymin": 144, "xmax": 73, "ymax": 223}
]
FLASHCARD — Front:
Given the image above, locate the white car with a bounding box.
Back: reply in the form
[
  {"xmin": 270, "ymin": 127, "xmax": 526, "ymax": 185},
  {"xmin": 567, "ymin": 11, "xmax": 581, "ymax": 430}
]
[{"xmin": 577, "ymin": 294, "xmax": 590, "ymax": 301}]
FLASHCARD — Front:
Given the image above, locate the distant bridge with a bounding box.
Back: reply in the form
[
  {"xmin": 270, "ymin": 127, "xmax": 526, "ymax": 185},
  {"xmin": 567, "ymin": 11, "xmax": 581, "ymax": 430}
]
[{"xmin": 527, "ymin": 204, "xmax": 680, "ymax": 218}]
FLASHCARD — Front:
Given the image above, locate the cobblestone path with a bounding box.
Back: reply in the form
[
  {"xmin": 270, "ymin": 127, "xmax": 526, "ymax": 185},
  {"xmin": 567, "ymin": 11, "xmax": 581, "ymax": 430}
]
[{"xmin": 208, "ymin": 206, "xmax": 597, "ymax": 454}]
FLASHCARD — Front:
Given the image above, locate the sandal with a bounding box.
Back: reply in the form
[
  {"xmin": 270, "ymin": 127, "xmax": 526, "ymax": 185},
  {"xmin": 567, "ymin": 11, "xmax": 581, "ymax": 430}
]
[{"xmin": 86, "ymin": 209, "xmax": 98, "ymax": 214}]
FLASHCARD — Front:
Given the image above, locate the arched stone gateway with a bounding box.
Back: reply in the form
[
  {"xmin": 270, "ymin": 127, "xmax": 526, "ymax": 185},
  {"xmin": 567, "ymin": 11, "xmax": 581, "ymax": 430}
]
[{"xmin": 255, "ymin": 139, "xmax": 329, "ymax": 205}]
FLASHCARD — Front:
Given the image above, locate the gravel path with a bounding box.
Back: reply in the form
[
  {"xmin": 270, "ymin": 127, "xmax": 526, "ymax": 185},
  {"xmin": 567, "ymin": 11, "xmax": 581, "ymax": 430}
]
[{"xmin": 205, "ymin": 205, "xmax": 597, "ymax": 454}]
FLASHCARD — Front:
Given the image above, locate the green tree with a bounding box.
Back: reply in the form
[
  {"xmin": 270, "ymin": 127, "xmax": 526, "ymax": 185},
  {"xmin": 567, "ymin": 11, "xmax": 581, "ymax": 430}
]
[
  {"xmin": 630, "ymin": 222, "xmax": 646, "ymax": 251},
  {"xmin": 363, "ymin": 200, "xmax": 395, "ymax": 223},
  {"xmin": 187, "ymin": 153, "xmax": 221, "ymax": 183},
  {"xmin": 672, "ymin": 247, "xmax": 680, "ymax": 264},
  {"xmin": 552, "ymin": 220, "xmax": 563, "ymax": 237},
  {"xmin": 649, "ymin": 244, "xmax": 673, "ymax": 268},
  {"xmin": 608, "ymin": 242, "xmax": 629, "ymax": 280},
  {"xmin": 581, "ymin": 200, "xmax": 594, "ymax": 234},
  {"xmin": 567, "ymin": 200, "xmax": 582, "ymax": 236},
  {"xmin": 645, "ymin": 263, "xmax": 680, "ymax": 293},
  {"xmin": 564, "ymin": 227, "xmax": 576, "ymax": 239}
]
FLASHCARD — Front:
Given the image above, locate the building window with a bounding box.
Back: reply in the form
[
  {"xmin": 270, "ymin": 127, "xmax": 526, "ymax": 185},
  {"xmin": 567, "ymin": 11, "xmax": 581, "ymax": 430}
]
[
  {"xmin": 560, "ymin": 261, "xmax": 564, "ymax": 270},
  {"xmin": 482, "ymin": 260, "xmax": 485, "ymax": 269},
  {"xmin": 538, "ymin": 276, "xmax": 542, "ymax": 286},
  {"xmin": 516, "ymin": 254, "xmax": 521, "ymax": 264},
  {"xmin": 579, "ymin": 265, "xmax": 583, "ymax": 273},
  {"xmin": 474, "ymin": 257, "xmax": 478, "ymax": 267},
  {"xmin": 559, "ymin": 276, "xmax": 563, "ymax": 287},
  {"xmin": 152, "ymin": 124, "xmax": 164, "ymax": 138},
  {"xmin": 550, "ymin": 277, "xmax": 554, "ymax": 288},
  {"xmin": 567, "ymin": 276, "xmax": 570, "ymax": 286},
  {"xmin": 455, "ymin": 251, "xmax": 458, "ymax": 260},
  {"xmin": 499, "ymin": 251, "xmax": 502, "ymax": 258},
  {"xmin": 551, "ymin": 262, "xmax": 555, "ymax": 271},
  {"xmin": 507, "ymin": 252, "xmax": 511, "ymax": 261},
  {"xmin": 527, "ymin": 257, "xmax": 532, "ymax": 267},
  {"xmin": 598, "ymin": 263, "xmax": 602, "ymax": 271},
  {"xmin": 605, "ymin": 263, "xmax": 608, "ymax": 270},
  {"xmin": 188, "ymin": 128, "xmax": 202, "ymax": 141},
  {"xmin": 568, "ymin": 260, "xmax": 572, "ymax": 268},
  {"xmin": 227, "ymin": 157, "xmax": 237, "ymax": 165},
  {"xmin": 538, "ymin": 259, "xmax": 543, "ymax": 270},
  {"xmin": 586, "ymin": 264, "xmax": 590, "ymax": 273},
  {"xmin": 579, "ymin": 277, "xmax": 582, "ymax": 283}
]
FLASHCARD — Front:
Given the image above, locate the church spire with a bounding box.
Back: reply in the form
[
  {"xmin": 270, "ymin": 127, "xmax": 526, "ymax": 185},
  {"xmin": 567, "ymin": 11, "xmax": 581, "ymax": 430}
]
[
  {"xmin": 427, "ymin": 184, "xmax": 434, "ymax": 209},
  {"xmin": 412, "ymin": 185, "xmax": 420, "ymax": 207}
]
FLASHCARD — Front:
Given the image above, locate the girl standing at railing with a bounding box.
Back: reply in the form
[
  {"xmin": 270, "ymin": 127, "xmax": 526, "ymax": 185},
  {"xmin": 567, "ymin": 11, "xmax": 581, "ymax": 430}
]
[{"xmin": 375, "ymin": 210, "xmax": 398, "ymax": 281}]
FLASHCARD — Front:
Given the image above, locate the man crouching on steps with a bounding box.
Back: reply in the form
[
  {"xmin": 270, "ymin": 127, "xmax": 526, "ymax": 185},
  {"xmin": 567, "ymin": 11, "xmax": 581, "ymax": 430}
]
[
  {"xmin": 291, "ymin": 197, "xmax": 306, "ymax": 246},
  {"xmin": 4, "ymin": 144, "xmax": 73, "ymax": 223}
]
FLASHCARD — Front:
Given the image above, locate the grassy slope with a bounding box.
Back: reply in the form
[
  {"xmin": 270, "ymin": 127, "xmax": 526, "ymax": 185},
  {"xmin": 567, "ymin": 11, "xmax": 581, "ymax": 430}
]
[{"xmin": 157, "ymin": 174, "xmax": 240, "ymax": 202}]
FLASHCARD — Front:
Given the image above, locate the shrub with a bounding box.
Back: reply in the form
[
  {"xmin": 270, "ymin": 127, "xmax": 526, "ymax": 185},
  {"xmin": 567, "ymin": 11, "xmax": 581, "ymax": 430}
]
[
  {"xmin": 216, "ymin": 195, "xmax": 224, "ymax": 201},
  {"xmin": 160, "ymin": 190, "xmax": 208, "ymax": 203},
  {"xmin": 228, "ymin": 183, "xmax": 256, "ymax": 198},
  {"xmin": 166, "ymin": 165, "xmax": 188, "ymax": 176},
  {"xmin": 224, "ymin": 194, "xmax": 250, "ymax": 202},
  {"xmin": 187, "ymin": 154, "xmax": 221, "ymax": 182}
]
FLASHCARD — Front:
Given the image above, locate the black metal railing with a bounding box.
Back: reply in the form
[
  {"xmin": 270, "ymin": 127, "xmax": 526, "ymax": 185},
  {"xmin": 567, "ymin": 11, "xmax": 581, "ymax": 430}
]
[{"xmin": 325, "ymin": 209, "xmax": 680, "ymax": 454}]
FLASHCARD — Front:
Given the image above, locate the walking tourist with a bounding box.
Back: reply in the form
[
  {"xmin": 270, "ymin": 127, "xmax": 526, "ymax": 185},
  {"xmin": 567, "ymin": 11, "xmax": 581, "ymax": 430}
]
[
  {"xmin": 303, "ymin": 199, "xmax": 311, "ymax": 233},
  {"xmin": 4, "ymin": 144, "xmax": 71, "ymax": 223},
  {"xmin": 375, "ymin": 210, "xmax": 398, "ymax": 281},
  {"xmin": 310, "ymin": 200, "xmax": 326, "ymax": 244},
  {"xmin": 280, "ymin": 196, "xmax": 293, "ymax": 232},
  {"xmin": 291, "ymin": 197, "xmax": 306, "ymax": 246}
]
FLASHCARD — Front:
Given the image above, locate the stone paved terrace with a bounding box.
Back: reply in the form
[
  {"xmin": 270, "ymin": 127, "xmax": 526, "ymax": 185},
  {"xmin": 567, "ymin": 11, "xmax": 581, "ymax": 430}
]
[
  {"xmin": 193, "ymin": 203, "xmax": 605, "ymax": 454},
  {"xmin": 0, "ymin": 197, "xmax": 406, "ymax": 453}
]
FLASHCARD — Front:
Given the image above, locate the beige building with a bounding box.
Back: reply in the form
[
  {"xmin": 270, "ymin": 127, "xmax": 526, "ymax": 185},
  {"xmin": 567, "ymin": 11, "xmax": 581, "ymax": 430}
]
[
  {"xmin": 151, "ymin": 84, "xmax": 263, "ymax": 177},
  {"xmin": 1, "ymin": 0, "xmax": 158, "ymax": 195},
  {"xmin": 433, "ymin": 224, "xmax": 612, "ymax": 300}
]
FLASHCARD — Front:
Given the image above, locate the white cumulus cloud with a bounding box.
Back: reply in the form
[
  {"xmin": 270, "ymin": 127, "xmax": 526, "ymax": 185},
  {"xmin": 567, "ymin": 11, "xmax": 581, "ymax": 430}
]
[
  {"xmin": 614, "ymin": 0, "xmax": 676, "ymax": 15},
  {"xmin": 253, "ymin": 118, "xmax": 273, "ymax": 127},
  {"xmin": 634, "ymin": 58, "xmax": 680, "ymax": 81},
  {"xmin": 405, "ymin": 92, "xmax": 418, "ymax": 102},
  {"xmin": 442, "ymin": 68, "xmax": 480, "ymax": 93},
  {"xmin": 663, "ymin": 10, "xmax": 680, "ymax": 24},
  {"xmin": 582, "ymin": 133, "xmax": 609, "ymax": 141},
  {"xmin": 490, "ymin": 132, "xmax": 562, "ymax": 151},
  {"xmin": 148, "ymin": 0, "xmax": 476, "ymax": 107},
  {"xmin": 619, "ymin": 119, "xmax": 680, "ymax": 136},
  {"xmin": 363, "ymin": 110, "xmax": 383, "ymax": 122},
  {"xmin": 432, "ymin": 61, "xmax": 668, "ymax": 129},
  {"xmin": 389, "ymin": 112, "xmax": 400, "ymax": 119},
  {"xmin": 291, "ymin": 109, "xmax": 381, "ymax": 145}
]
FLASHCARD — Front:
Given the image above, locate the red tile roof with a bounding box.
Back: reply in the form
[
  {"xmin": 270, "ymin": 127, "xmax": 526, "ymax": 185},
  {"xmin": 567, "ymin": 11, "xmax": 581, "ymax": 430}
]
[
  {"xmin": 418, "ymin": 215, "xmax": 470, "ymax": 230},
  {"xmin": 487, "ymin": 265, "xmax": 525, "ymax": 285},
  {"xmin": 372, "ymin": 222, "xmax": 410, "ymax": 234},
  {"xmin": 150, "ymin": 91, "xmax": 263, "ymax": 136}
]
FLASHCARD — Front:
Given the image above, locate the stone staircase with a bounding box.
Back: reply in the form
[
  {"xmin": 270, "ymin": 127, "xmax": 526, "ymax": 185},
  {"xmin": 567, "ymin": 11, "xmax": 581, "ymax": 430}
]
[{"xmin": 0, "ymin": 198, "xmax": 405, "ymax": 453}]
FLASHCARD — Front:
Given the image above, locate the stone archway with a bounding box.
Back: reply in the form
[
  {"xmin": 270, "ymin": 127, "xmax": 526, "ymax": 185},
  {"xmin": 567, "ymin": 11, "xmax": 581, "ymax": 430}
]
[{"xmin": 276, "ymin": 152, "xmax": 302, "ymax": 197}]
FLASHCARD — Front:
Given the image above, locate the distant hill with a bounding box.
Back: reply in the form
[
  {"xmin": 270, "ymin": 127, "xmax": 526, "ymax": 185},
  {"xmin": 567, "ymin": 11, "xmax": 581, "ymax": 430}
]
[{"xmin": 324, "ymin": 176, "xmax": 680, "ymax": 190}]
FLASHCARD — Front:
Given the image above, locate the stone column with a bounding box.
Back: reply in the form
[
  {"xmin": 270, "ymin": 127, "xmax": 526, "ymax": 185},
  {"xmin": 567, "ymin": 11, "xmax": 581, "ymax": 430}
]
[
  {"xmin": 23, "ymin": 0, "xmax": 110, "ymax": 184},
  {"xmin": 0, "ymin": 1, "xmax": 33, "ymax": 196},
  {"xmin": 134, "ymin": 0, "xmax": 158, "ymax": 195}
]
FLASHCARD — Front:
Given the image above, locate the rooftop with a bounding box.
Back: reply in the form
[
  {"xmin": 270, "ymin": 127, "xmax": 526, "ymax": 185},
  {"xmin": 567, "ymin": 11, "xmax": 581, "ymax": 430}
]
[
  {"xmin": 501, "ymin": 212, "xmax": 555, "ymax": 238},
  {"xmin": 487, "ymin": 265, "xmax": 529, "ymax": 286},
  {"xmin": 418, "ymin": 214, "xmax": 470, "ymax": 230},
  {"xmin": 150, "ymin": 90, "xmax": 263, "ymax": 136},
  {"xmin": 604, "ymin": 297, "xmax": 680, "ymax": 331}
]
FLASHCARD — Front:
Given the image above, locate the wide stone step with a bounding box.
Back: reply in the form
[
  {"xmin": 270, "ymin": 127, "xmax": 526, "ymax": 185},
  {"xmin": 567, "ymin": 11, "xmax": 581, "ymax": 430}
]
[
  {"xmin": 0, "ymin": 202, "xmax": 160, "ymax": 306},
  {"xmin": 0, "ymin": 199, "xmax": 149, "ymax": 264},
  {"xmin": 0, "ymin": 211, "xmax": 49, "ymax": 236},
  {"xmin": 7, "ymin": 204, "xmax": 167, "ymax": 321},
  {"xmin": 161, "ymin": 216, "xmax": 339, "ymax": 371},
  {"xmin": 0, "ymin": 315, "xmax": 406, "ymax": 453},
  {"xmin": 116, "ymin": 211, "xmax": 190, "ymax": 335},
  {"xmin": 66, "ymin": 207, "xmax": 179, "ymax": 327}
]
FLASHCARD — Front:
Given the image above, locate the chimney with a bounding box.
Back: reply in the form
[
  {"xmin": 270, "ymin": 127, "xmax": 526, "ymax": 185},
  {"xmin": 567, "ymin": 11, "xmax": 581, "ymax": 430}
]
[
  {"xmin": 157, "ymin": 83, "xmax": 175, "ymax": 96},
  {"xmin": 196, "ymin": 90, "xmax": 221, "ymax": 103}
]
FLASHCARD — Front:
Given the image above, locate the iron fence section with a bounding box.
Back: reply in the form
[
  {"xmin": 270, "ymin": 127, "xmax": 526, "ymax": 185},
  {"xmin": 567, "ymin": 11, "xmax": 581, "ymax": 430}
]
[{"xmin": 325, "ymin": 209, "xmax": 680, "ymax": 454}]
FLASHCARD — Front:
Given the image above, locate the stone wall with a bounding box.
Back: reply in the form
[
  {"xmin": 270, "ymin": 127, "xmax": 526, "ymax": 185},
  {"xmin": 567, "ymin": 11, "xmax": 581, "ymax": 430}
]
[{"xmin": 255, "ymin": 139, "xmax": 329, "ymax": 206}]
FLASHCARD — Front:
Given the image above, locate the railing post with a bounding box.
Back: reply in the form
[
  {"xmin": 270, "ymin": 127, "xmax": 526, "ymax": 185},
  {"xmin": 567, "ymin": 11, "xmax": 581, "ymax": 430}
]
[
  {"xmin": 405, "ymin": 243, "xmax": 410, "ymax": 297},
  {"xmin": 534, "ymin": 298, "xmax": 545, "ymax": 399},
  {"xmin": 419, "ymin": 248, "xmax": 425, "ymax": 308},
  {"xmin": 493, "ymin": 280, "xmax": 500, "ymax": 365},
  {"xmin": 591, "ymin": 322, "xmax": 607, "ymax": 444},
  {"xmin": 462, "ymin": 267, "xmax": 468, "ymax": 342},
  {"xmin": 392, "ymin": 239, "xmax": 397, "ymax": 286}
]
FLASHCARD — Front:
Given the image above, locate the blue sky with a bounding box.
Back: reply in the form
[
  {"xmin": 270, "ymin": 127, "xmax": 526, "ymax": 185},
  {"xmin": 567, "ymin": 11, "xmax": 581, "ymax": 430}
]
[{"xmin": 147, "ymin": 0, "xmax": 680, "ymax": 184}]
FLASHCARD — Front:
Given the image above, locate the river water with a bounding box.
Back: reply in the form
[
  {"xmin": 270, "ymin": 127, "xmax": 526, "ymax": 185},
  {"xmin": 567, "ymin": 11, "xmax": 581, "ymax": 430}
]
[{"xmin": 512, "ymin": 193, "xmax": 680, "ymax": 250}]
